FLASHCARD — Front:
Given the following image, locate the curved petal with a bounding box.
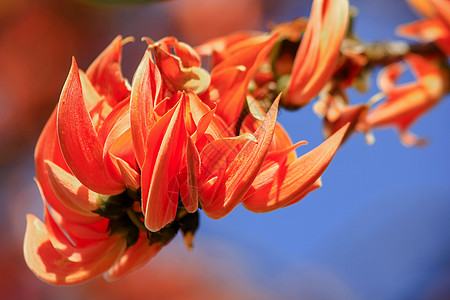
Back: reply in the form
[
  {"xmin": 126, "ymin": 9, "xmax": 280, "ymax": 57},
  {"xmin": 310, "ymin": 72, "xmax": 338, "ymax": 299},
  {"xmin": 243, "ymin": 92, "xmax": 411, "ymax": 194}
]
[
  {"xmin": 111, "ymin": 154, "xmax": 141, "ymax": 190},
  {"xmin": 407, "ymin": 0, "xmax": 438, "ymax": 18},
  {"xmin": 24, "ymin": 214, "xmax": 126, "ymax": 285},
  {"xmin": 432, "ymin": 0, "xmax": 450, "ymax": 28},
  {"xmin": 103, "ymin": 117, "xmax": 137, "ymax": 182},
  {"xmin": 79, "ymin": 70, "xmax": 103, "ymax": 109},
  {"xmin": 179, "ymin": 137, "xmax": 200, "ymax": 213},
  {"xmin": 210, "ymin": 34, "xmax": 278, "ymax": 125},
  {"xmin": 86, "ymin": 36, "xmax": 131, "ymax": 106},
  {"xmin": 243, "ymin": 123, "xmax": 349, "ymax": 212},
  {"xmin": 141, "ymin": 96, "xmax": 187, "ymax": 232},
  {"xmin": 151, "ymin": 39, "xmax": 210, "ymax": 94},
  {"xmin": 43, "ymin": 202, "xmax": 121, "ymax": 263},
  {"xmin": 199, "ymin": 133, "xmax": 256, "ymax": 182},
  {"xmin": 195, "ymin": 31, "xmax": 259, "ymax": 67},
  {"xmin": 368, "ymin": 55, "xmax": 445, "ymax": 139},
  {"xmin": 45, "ymin": 161, "xmax": 102, "ymax": 217},
  {"xmin": 50, "ymin": 208, "xmax": 110, "ymax": 247},
  {"xmin": 397, "ymin": 18, "xmax": 448, "ymax": 43},
  {"xmin": 285, "ymin": 0, "xmax": 349, "ymax": 107},
  {"xmin": 104, "ymin": 233, "xmax": 162, "ymax": 282},
  {"xmin": 200, "ymin": 96, "xmax": 280, "ymax": 219},
  {"xmin": 130, "ymin": 52, "xmax": 160, "ymax": 168},
  {"xmin": 97, "ymin": 97, "xmax": 130, "ymax": 144},
  {"xmin": 377, "ymin": 62, "xmax": 405, "ymax": 92},
  {"xmin": 57, "ymin": 58, "xmax": 124, "ymax": 195},
  {"xmin": 34, "ymin": 109, "xmax": 97, "ymax": 222},
  {"xmin": 323, "ymin": 104, "xmax": 369, "ymax": 141}
]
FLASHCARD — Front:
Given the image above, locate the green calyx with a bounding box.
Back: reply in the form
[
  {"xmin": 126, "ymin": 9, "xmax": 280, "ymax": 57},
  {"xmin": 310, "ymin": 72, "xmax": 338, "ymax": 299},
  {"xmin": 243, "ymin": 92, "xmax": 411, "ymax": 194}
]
[{"xmin": 93, "ymin": 189, "xmax": 199, "ymax": 249}]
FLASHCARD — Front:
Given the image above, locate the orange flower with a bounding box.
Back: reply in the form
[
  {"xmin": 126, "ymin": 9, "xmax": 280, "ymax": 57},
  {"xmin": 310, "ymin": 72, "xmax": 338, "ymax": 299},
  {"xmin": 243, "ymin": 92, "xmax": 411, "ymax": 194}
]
[
  {"xmin": 25, "ymin": 34, "xmax": 349, "ymax": 285},
  {"xmin": 366, "ymin": 54, "xmax": 448, "ymax": 146},
  {"xmin": 398, "ymin": 0, "xmax": 450, "ymax": 54},
  {"xmin": 130, "ymin": 37, "xmax": 285, "ymax": 222},
  {"xmin": 24, "ymin": 37, "xmax": 169, "ymax": 285},
  {"xmin": 283, "ymin": 0, "xmax": 349, "ymax": 108},
  {"xmin": 194, "ymin": 33, "xmax": 350, "ymax": 217}
]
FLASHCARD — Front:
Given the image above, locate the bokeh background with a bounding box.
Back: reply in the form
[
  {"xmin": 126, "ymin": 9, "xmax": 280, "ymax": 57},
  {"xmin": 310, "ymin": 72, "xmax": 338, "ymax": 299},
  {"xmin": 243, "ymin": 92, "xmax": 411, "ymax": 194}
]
[{"xmin": 1, "ymin": 0, "xmax": 449, "ymax": 299}]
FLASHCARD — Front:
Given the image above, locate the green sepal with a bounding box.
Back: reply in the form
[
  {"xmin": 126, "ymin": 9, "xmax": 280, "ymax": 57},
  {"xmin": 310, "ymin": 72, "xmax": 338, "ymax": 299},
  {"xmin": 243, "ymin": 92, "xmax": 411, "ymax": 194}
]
[
  {"xmin": 148, "ymin": 222, "xmax": 179, "ymax": 246},
  {"xmin": 93, "ymin": 192, "xmax": 135, "ymax": 219},
  {"xmin": 109, "ymin": 215, "xmax": 140, "ymax": 248}
]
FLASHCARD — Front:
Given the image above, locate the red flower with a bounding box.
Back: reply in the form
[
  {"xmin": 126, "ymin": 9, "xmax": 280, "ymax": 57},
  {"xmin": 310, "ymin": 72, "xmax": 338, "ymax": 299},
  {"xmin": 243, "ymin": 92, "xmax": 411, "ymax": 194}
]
[
  {"xmin": 24, "ymin": 37, "xmax": 161, "ymax": 284},
  {"xmin": 25, "ymin": 33, "xmax": 348, "ymax": 285}
]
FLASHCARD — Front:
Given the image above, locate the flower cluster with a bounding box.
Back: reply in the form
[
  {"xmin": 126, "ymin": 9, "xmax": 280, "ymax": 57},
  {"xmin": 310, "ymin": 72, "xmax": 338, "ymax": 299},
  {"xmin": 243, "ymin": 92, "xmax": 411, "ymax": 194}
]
[
  {"xmin": 24, "ymin": 0, "xmax": 350, "ymax": 285},
  {"xmin": 310, "ymin": 0, "xmax": 449, "ymax": 146},
  {"xmin": 24, "ymin": 0, "xmax": 449, "ymax": 285}
]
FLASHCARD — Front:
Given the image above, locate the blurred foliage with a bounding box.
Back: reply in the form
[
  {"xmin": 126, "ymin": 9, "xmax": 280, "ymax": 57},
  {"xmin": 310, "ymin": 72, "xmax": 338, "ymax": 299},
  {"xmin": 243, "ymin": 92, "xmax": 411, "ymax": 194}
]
[{"xmin": 79, "ymin": 0, "xmax": 169, "ymax": 4}]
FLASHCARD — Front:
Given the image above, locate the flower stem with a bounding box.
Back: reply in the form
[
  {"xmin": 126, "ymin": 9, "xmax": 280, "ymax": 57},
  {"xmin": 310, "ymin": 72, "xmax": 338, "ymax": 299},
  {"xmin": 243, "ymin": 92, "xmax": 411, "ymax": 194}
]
[{"xmin": 126, "ymin": 207, "xmax": 147, "ymax": 231}]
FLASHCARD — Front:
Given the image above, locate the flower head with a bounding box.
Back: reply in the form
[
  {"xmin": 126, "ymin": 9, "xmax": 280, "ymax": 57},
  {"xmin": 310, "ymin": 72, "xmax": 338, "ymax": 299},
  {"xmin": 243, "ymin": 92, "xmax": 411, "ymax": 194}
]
[{"xmin": 25, "ymin": 26, "xmax": 348, "ymax": 283}]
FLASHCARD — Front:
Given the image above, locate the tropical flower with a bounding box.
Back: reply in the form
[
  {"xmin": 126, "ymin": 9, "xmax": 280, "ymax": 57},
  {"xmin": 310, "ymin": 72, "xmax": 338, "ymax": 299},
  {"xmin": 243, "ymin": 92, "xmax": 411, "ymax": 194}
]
[
  {"xmin": 24, "ymin": 36, "xmax": 164, "ymax": 285},
  {"xmin": 365, "ymin": 54, "xmax": 448, "ymax": 146},
  {"xmin": 25, "ymin": 22, "xmax": 349, "ymax": 283}
]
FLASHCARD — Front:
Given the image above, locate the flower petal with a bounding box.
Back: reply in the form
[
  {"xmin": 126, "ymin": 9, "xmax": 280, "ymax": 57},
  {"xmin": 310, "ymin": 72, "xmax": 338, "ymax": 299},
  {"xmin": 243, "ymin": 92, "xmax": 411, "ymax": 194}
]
[
  {"xmin": 210, "ymin": 34, "xmax": 278, "ymax": 125},
  {"xmin": 243, "ymin": 123, "xmax": 349, "ymax": 212},
  {"xmin": 45, "ymin": 161, "xmax": 103, "ymax": 217},
  {"xmin": 86, "ymin": 35, "xmax": 131, "ymax": 106},
  {"xmin": 50, "ymin": 208, "xmax": 110, "ymax": 246},
  {"xmin": 24, "ymin": 214, "xmax": 126, "ymax": 285},
  {"xmin": 130, "ymin": 52, "xmax": 160, "ymax": 168},
  {"xmin": 141, "ymin": 96, "xmax": 187, "ymax": 232},
  {"xmin": 111, "ymin": 154, "xmax": 141, "ymax": 190},
  {"xmin": 285, "ymin": 0, "xmax": 349, "ymax": 107},
  {"xmin": 199, "ymin": 133, "xmax": 256, "ymax": 182},
  {"xmin": 57, "ymin": 58, "xmax": 124, "ymax": 195},
  {"xmin": 35, "ymin": 109, "xmax": 97, "ymax": 222},
  {"xmin": 104, "ymin": 233, "xmax": 162, "ymax": 282},
  {"xmin": 79, "ymin": 70, "xmax": 103, "ymax": 109},
  {"xmin": 367, "ymin": 55, "xmax": 446, "ymax": 141},
  {"xmin": 179, "ymin": 137, "xmax": 200, "ymax": 213},
  {"xmin": 42, "ymin": 202, "xmax": 120, "ymax": 263},
  {"xmin": 377, "ymin": 62, "xmax": 405, "ymax": 92},
  {"xmin": 151, "ymin": 38, "xmax": 211, "ymax": 94},
  {"xmin": 200, "ymin": 95, "xmax": 280, "ymax": 219}
]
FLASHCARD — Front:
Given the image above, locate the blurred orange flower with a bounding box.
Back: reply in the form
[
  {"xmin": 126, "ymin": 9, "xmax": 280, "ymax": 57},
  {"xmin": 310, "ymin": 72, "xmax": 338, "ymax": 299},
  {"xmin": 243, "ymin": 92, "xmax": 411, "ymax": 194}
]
[
  {"xmin": 366, "ymin": 54, "xmax": 448, "ymax": 146},
  {"xmin": 399, "ymin": 0, "xmax": 450, "ymax": 54},
  {"xmin": 314, "ymin": 88, "xmax": 371, "ymax": 144},
  {"xmin": 168, "ymin": 0, "xmax": 263, "ymax": 45}
]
